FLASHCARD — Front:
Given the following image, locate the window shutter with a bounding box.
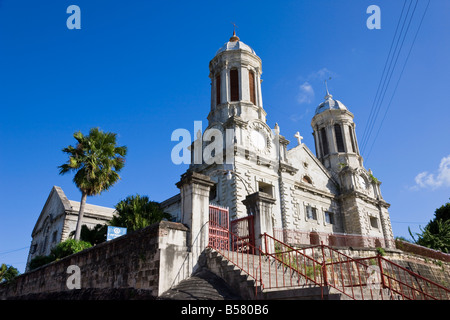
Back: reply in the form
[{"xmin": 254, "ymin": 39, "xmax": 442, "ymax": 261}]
[
  {"xmin": 230, "ymin": 69, "xmax": 239, "ymax": 102},
  {"xmin": 249, "ymin": 71, "xmax": 256, "ymax": 104},
  {"xmin": 320, "ymin": 127, "xmax": 329, "ymax": 156},
  {"xmin": 334, "ymin": 124, "xmax": 345, "ymax": 152},
  {"xmin": 215, "ymin": 75, "xmax": 221, "ymax": 106}
]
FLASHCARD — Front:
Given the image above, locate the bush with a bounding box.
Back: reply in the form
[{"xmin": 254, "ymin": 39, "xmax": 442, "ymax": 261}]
[
  {"xmin": 28, "ymin": 239, "xmax": 92, "ymax": 271},
  {"xmin": 28, "ymin": 255, "xmax": 56, "ymax": 271},
  {"xmin": 51, "ymin": 239, "xmax": 92, "ymax": 259}
]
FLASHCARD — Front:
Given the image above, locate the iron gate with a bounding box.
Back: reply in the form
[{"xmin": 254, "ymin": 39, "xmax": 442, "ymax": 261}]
[
  {"xmin": 231, "ymin": 215, "xmax": 255, "ymax": 251},
  {"xmin": 209, "ymin": 204, "xmax": 229, "ymax": 250}
]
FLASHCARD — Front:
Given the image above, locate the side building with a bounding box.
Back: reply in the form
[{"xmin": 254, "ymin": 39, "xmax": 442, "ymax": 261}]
[{"xmin": 26, "ymin": 186, "xmax": 116, "ymax": 271}]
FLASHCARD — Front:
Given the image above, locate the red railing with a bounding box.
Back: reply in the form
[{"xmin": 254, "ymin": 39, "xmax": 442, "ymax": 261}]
[
  {"xmin": 209, "ymin": 205, "xmax": 230, "ymax": 250},
  {"xmin": 376, "ymin": 256, "xmax": 450, "ymax": 300},
  {"xmin": 273, "ymin": 228, "xmax": 395, "ymax": 249},
  {"xmin": 263, "ymin": 233, "xmax": 450, "ymax": 300},
  {"xmin": 208, "ymin": 219, "xmax": 450, "ymax": 300},
  {"xmin": 208, "ymin": 220, "xmax": 263, "ymax": 298},
  {"xmin": 231, "ymin": 215, "xmax": 255, "ymax": 248}
]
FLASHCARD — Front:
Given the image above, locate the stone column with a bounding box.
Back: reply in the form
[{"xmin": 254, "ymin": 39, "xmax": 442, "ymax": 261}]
[
  {"xmin": 240, "ymin": 66, "xmax": 250, "ymax": 102},
  {"xmin": 176, "ymin": 171, "xmax": 215, "ymax": 251},
  {"xmin": 242, "ymin": 192, "xmax": 276, "ymax": 252}
]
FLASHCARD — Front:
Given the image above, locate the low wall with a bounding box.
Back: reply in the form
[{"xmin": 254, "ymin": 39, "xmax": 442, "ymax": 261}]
[
  {"xmin": 395, "ymin": 239, "xmax": 450, "ymax": 263},
  {"xmin": 0, "ymin": 221, "xmax": 189, "ymax": 300}
]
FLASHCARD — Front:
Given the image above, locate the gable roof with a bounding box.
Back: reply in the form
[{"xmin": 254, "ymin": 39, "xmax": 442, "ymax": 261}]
[
  {"xmin": 287, "ymin": 143, "xmax": 340, "ymax": 187},
  {"xmin": 31, "ymin": 186, "xmax": 72, "ymax": 236},
  {"xmin": 31, "ymin": 186, "xmax": 116, "ymax": 237}
]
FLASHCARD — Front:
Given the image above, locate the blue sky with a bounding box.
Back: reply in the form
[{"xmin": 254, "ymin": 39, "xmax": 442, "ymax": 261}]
[{"xmin": 1, "ymin": 0, "xmax": 449, "ymax": 273}]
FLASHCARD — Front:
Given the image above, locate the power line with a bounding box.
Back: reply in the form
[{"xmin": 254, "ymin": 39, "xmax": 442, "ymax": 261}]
[
  {"xmin": 365, "ymin": 0, "xmax": 430, "ymax": 164},
  {"xmin": 0, "ymin": 246, "xmax": 29, "ymax": 257},
  {"xmin": 360, "ymin": 0, "xmax": 408, "ymax": 154},
  {"xmin": 391, "ymin": 221, "xmax": 428, "ymax": 224},
  {"xmin": 361, "ymin": 0, "xmax": 417, "ymax": 156}
]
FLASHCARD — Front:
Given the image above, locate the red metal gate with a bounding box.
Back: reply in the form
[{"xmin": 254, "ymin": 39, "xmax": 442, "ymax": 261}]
[
  {"xmin": 209, "ymin": 205, "xmax": 229, "ymax": 250},
  {"xmin": 231, "ymin": 215, "xmax": 255, "ymax": 250}
]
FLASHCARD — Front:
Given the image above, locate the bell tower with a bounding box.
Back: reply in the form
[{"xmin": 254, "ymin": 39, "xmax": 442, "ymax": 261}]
[
  {"xmin": 311, "ymin": 84, "xmax": 362, "ymax": 173},
  {"xmin": 208, "ymin": 30, "xmax": 265, "ymax": 125},
  {"xmin": 311, "ymin": 86, "xmax": 394, "ymax": 245},
  {"xmin": 188, "ymin": 30, "xmax": 280, "ymax": 220}
]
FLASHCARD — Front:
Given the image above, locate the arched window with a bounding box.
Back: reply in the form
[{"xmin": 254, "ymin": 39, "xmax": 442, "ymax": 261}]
[
  {"xmin": 334, "ymin": 124, "xmax": 345, "ymax": 152},
  {"xmin": 249, "ymin": 70, "xmax": 256, "ymax": 104},
  {"xmin": 320, "ymin": 127, "xmax": 329, "ymax": 156},
  {"xmin": 215, "ymin": 74, "xmax": 221, "ymax": 106},
  {"xmin": 230, "ymin": 69, "xmax": 239, "ymax": 102}
]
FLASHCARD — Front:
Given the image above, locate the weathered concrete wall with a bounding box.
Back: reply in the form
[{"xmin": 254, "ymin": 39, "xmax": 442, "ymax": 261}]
[{"xmin": 0, "ymin": 221, "xmax": 189, "ymax": 300}]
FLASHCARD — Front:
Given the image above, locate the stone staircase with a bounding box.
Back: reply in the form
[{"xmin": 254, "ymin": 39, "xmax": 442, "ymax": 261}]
[
  {"xmin": 204, "ymin": 248, "xmax": 405, "ymax": 300},
  {"xmin": 204, "ymin": 248, "xmax": 341, "ymax": 300}
]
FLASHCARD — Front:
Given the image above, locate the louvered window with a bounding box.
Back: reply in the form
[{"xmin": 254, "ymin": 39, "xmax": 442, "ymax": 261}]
[
  {"xmin": 215, "ymin": 74, "xmax": 221, "ymax": 106},
  {"xmin": 230, "ymin": 69, "xmax": 239, "ymax": 102},
  {"xmin": 249, "ymin": 71, "xmax": 256, "ymax": 104},
  {"xmin": 334, "ymin": 124, "xmax": 345, "ymax": 152},
  {"xmin": 320, "ymin": 127, "xmax": 329, "ymax": 156}
]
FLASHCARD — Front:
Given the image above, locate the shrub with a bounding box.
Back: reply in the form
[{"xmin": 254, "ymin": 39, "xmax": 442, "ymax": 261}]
[
  {"xmin": 28, "ymin": 255, "xmax": 56, "ymax": 270},
  {"xmin": 28, "ymin": 239, "xmax": 92, "ymax": 271},
  {"xmin": 51, "ymin": 239, "xmax": 92, "ymax": 259}
]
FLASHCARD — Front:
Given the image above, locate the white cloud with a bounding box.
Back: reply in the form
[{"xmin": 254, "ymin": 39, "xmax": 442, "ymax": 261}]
[
  {"xmin": 414, "ymin": 155, "xmax": 450, "ymax": 190},
  {"xmin": 290, "ymin": 108, "xmax": 311, "ymax": 122},
  {"xmin": 297, "ymin": 81, "xmax": 314, "ymax": 104},
  {"xmin": 308, "ymin": 68, "xmax": 335, "ymax": 82},
  {"xmin": 295, "ymin": 68, "xmax": 337, "ymax": 106}
]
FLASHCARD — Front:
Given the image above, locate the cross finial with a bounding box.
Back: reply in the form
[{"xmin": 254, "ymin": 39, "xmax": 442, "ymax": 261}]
[
  {"xmin": 230, "ymin": 22, "xmax": 240, "ymax": 42},
  {"xmin": 324, "ymin": 77, "xmax": 332, "ymax": 99},
  {"xmin": 294, "ymin": 132, "xmax": 304, "ymax": 145}
]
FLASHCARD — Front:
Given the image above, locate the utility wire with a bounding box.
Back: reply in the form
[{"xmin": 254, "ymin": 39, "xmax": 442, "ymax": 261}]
[
  {"xmin": 360, "ymin": 0, "xmax": 408, "ymax": 153},
  {"xmin": 361, "ymin": 0, "xmax": 415, "ymax": 155},
  {"xmin": 0, "ymin": 246, "xmax": 29, "ymax": 257},
  {"xmin": 365, "ymin": 0, "xmax": 430, "ymax": 164}
]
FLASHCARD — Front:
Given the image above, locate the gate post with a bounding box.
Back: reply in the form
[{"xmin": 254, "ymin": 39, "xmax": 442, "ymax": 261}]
[
  {"xmin": 176, "ymin": 171, "xmax": 215, "ymax": 251},
  {"xmin": 242, "ymin": 192, "xmax": 276, "ymax": 252}
]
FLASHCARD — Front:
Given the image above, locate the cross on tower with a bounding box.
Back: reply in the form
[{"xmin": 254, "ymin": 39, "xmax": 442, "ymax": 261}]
[
  {"xmin": 231, "ymin": 22, "xmax": 238, "ymax": 33},
  {"xmin": 294, "ymin": 132, "xmax": 303, "ymax": 145}
]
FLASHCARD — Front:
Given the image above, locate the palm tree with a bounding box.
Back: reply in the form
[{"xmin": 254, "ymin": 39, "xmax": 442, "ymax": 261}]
[
  {"xmin": 59, "ymin": 127, "xmax": 127, "ymax": 240},
  {"xmin": 110, "ymin": 194, "xmax": 173, "ymax": 231}
]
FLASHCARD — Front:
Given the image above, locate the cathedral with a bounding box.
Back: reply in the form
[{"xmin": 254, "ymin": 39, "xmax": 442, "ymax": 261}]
[{"xmin": 163, "ymin": 30, "xmax": 395, "ymax": 248}]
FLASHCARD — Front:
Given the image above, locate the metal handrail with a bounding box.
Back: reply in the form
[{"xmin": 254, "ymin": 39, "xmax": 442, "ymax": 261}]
[
  {"xmin": 261, "ymin": 233, "xmax": 450, "ymax": 300},
  {"xmin": 209, "ymin": 222, "xmax": 450, "ymax": 300}
]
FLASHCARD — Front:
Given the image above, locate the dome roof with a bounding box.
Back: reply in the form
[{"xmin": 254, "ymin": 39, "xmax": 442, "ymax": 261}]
[
  {"xmin": 314, "ymin": 92, "xmax": 348, "ymax": 115},
  {"xmin": 215, "ymin": 31, "xmax": 256, "ymax": 55}
]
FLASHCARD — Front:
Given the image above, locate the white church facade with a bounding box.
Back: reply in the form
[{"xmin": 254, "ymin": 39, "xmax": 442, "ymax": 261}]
[{"xmin": 163, "ymin": 31, "xmax": 394, "ymax": 248}]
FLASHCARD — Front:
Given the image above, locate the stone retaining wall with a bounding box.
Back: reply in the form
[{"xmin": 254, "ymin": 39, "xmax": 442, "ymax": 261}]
[{"xmin": 0, "ymin": 221, "xmax": 189, "ymax": 299}]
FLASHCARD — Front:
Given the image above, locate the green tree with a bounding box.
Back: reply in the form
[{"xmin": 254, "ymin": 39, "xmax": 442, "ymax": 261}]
[
  {"xmin": 28, "ymin": 239, "xmax": 92, "ymax": 271},
  {"xmin": 110, "ymin": 194, "xmax": 173, "ymax": 231},
  {"xmin": 58, "ymin": 128, "xmax": 127, "ymax": 240},
  {"xmin": 428, "ymin": 202, "xmax": 450, "ymax": 234},
  {"xmin": 0, "ymin": 264, "xmax": 19, "ymax": 283},
  {"xmin": 409, "ymin": 200, "xmax": 450, "ymax": 253},
  {"xmin": 80, "ymin": 224, "xmax": 108, "ymax": 245}
]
